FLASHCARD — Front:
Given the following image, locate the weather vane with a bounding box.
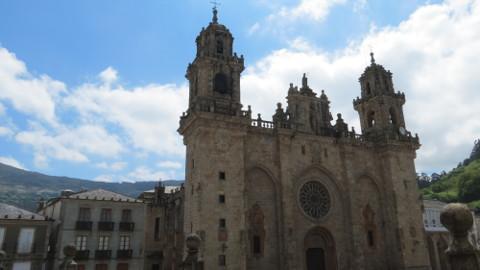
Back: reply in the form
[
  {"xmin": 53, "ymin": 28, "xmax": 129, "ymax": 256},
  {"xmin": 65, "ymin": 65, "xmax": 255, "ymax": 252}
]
[
  {"xmin": 210, "ymin": 1, "xmax": 221, "ymax": 23},
  {"xmin": 210, "ymin": 0, "xmax": 221, "ymax": 9}
]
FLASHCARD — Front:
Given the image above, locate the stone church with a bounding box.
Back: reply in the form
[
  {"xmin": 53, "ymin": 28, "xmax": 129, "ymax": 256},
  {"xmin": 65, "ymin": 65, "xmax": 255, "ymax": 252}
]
[{"xmin": 178, "ymin": 8, "xmax": 431, "ymax": 270}]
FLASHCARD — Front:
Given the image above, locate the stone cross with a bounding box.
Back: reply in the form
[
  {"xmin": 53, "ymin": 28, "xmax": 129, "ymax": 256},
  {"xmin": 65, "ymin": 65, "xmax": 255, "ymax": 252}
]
[{"xmin": 440, "ymin": 203, "xmax": 480, "ymax": 270}]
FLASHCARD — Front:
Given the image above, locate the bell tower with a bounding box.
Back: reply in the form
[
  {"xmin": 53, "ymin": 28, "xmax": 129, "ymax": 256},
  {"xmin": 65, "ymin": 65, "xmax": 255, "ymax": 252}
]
[
  {"xmin": 354, "ymin": 53, "xmax": 407, "ymax": 136},
  {"xmin": 185, "ymin": 7, "xmax": 245, "ymax": 115}
]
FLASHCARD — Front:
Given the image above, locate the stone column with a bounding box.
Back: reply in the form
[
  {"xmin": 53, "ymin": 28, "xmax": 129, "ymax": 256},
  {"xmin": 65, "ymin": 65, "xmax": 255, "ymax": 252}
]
[
  {"xmin": 59, "ymin": 245, "xmax": 78, "ymax": 270},
  {"xmin": 440, "ymin": 203, "xmax": 480, "ymax": 270},
  {"xmin": 182, "ymin": 234, "xmax": 203, "ymax": 270}
]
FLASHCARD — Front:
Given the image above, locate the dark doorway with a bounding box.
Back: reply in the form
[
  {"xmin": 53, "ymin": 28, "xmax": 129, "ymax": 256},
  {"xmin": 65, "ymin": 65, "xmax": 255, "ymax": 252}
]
[{"xmin": 306, "ymin": 248, "xmax": 326, "ymax": 270}]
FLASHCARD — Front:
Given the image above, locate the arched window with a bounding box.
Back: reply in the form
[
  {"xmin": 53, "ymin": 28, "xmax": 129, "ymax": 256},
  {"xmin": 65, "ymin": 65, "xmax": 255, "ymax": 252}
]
[
  {"xmin": 367, "ymin": 111, "xmax": 375, "ymax": 127},
  {"xmin": 214, "ymin": 73, "xmax": 230, "ymax": 94},
  {"xmin": 389, "ymin": 107, "xmax": 397, "ymax": 125},
  {"xmin": 216, "ymin": 40, "xmax": 224, "ymax": 54},
  {"xmin": 366, "ymin": 82, "xmax": 372, "ymax": 95}
]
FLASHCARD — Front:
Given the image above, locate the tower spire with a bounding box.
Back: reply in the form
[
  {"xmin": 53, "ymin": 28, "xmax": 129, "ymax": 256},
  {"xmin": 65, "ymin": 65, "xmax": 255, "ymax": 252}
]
[{"xmin": 211, "ymin": 1, "xmax": 221, "ymax": 23}]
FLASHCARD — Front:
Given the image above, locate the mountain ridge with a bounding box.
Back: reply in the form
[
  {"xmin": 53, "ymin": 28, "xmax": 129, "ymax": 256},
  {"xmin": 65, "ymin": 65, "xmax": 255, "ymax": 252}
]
[{"xmin": 0, "ymin": 162, "xmax": 183, "ymax": 211}]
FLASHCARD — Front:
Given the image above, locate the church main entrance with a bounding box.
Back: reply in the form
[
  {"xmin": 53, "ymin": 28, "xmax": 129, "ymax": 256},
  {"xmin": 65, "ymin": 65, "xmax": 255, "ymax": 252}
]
[
  {"xmin": 306, "ymin": 248, "xmax": 326, "ymax": 270},
  {"xmin": 304, "ymin": 227, "xmax": 337, "ymax": 270}
]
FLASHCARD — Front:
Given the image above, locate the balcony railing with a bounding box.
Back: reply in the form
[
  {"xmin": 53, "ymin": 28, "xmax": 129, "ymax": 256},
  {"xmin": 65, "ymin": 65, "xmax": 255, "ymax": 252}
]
[
  {"xmin": 116, "ymin": 249, "xmax": 133, "ymax": 259},
  {"xmin": 119, "ymin": 222, "xmax": 135, "ymax": 232},
  {"xmin": 98, "ymin": 221, "xmax": 114, "ymax": 231},
  {"xmin": 75, "ymin": 221, "xmax": 93, "ymax": 231},
  {"xmin": 95, "ymin": 250, "xmax": 112, "ymax": 260},
  {"xmin": 75, "ymin": 250, "xmax": 90, "ymax": 260}
]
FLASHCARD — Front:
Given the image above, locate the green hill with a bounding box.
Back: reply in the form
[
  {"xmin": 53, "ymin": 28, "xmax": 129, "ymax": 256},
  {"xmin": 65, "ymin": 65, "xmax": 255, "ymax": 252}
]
[
  {"xmin": 0, "ymin": 163, "xmax": 183, "ymax": 211},
  {"xmin": 422, "ymin": 151, "xmax": 480, "ymax": 208}
]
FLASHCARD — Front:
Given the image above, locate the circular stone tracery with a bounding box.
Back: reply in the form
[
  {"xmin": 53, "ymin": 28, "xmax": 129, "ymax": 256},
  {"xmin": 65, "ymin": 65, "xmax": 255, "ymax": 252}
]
[{"xmin": 299, "ymin": 181, "xmax": 331, "ymax": 219}]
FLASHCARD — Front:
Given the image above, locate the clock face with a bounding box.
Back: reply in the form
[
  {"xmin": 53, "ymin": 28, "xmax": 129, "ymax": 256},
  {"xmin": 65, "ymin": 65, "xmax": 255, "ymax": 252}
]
[{"xmin": 298, "ymin": 181, "xmax": 331, "ymax": 219}]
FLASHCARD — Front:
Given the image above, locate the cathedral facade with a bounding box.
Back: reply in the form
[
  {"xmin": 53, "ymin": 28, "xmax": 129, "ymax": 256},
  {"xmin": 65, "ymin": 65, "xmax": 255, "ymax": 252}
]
[{"xmin": 178, "ymin": 9, "xmax": 431, "ymax": 270}]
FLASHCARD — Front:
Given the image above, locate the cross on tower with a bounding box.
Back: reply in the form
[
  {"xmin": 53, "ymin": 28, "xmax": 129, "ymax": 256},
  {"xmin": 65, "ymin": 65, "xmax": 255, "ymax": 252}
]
[{"xmin": 210, "ymin": 0, "xmax": 221, "ymax": 23}]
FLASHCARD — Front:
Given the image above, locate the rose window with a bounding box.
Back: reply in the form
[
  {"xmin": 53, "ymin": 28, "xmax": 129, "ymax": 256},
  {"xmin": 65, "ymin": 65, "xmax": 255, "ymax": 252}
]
[{"xmin": 299, "ymin": 181, "xmax": 331, "ymax": 219}]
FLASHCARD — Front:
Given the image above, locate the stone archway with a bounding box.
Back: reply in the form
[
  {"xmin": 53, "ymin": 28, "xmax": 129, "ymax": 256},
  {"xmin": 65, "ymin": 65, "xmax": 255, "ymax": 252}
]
[{"xmin": 304, "ymin": 227, "xmax": 337, "ymax": 270}]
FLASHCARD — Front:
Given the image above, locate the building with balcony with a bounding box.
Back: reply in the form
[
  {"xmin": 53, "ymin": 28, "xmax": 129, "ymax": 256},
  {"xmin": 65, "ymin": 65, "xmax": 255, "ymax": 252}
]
[
  {"xmin": 38, "ymin": 189, "xmax": 145, "ymax": 270},
  {"xmin": 0, "ymin": 203, "xmax": 51, "ymax": 270}
]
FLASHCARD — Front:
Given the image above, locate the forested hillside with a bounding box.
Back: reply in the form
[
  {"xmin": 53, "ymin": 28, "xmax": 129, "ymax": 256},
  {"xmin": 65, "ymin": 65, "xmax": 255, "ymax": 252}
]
[{"xmin": 0, "ymin": 163, "xmax": 183, "ymax": 211}]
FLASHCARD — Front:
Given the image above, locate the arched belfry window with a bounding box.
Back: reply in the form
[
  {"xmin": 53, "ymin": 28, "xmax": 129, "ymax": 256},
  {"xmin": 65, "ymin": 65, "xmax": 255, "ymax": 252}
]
[
  {"xmin": 389, "ymin": 107, "xmax": 397, "ymax": 125},
  {"xmin": 214, "ymin": 73, "xmax": 230, "ymax": 94},
  {"xmin": 249, "ymin": 204, "xmax": 265, "ymax": 257},
  {"xmin": 366, "ymin": 82, "xmax": 372, "ymax": 95},
  {"xmin": 367, "ymin": 111, "xmax": 375, "ymax": 128},
  {"xmin": 216, "ymin": 40, "xmax": 224, "ymax": 54}
]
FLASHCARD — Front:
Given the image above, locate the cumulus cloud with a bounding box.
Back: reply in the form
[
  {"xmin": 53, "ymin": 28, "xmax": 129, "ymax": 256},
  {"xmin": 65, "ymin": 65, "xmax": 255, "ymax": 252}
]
[
  {"xmin": 158, "ymin": 161, "xmax": 183, "ymax": 170},
  {"xmin": 0, "ymin": 48, "xmax": 65, "ymax": 126},
  {"xmin": 127, "ymin": 166, "xmax": 176, "ymax": 182},
  {"xmin": 0, "ymin": 126, "xmax": 13, "ymax": 137},
  {"xmin": 99, "ymin": 66, "xmax": 118, "ymax": 85},
  {"xmin": 250, "ymin": 0, "xmax": 347, "ymax": 35},
  {"xmin": 96, "ymin": 161, "xmax": 127, "ymax": 171},
  {"xmin": 15, "ymin": 124, "xmax": 125, "ymax": 165},
  {"xmin": 0, "ymin": 156, "xmax": 25, "ymax": 170},
  {"xmin": 242, "ymin": 0, "xmax": 480, "ymax": 172},
  {"xmin": 64, "ymin": 76, "xmax": 188, "ymax": 156}
]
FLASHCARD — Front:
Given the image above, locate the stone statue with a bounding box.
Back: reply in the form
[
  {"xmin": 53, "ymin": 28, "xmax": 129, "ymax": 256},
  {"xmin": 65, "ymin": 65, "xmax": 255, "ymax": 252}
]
[
  {"xmin": 59, "ymin": 244, "xmax": 78, "ymax": 270},
  {"xmin": 182, "ymin": 234, "xmax": 203, "ymax": 270},
  {"xmin": 440, "ymin": 203, "xmax": 480, "ymax": 270}
]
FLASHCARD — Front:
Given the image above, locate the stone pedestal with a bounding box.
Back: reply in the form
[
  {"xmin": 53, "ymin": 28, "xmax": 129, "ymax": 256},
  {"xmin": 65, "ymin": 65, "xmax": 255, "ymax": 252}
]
[{"xmin": 440, "ymin": 203, "xmax": 480, "ymax": 270}]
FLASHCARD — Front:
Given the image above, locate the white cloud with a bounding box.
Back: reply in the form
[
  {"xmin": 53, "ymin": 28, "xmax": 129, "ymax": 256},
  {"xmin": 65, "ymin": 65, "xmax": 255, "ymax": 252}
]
[
  {"xmin": 0, "ymin": 126, "xmax": 13, "ymax": 137},
  {"xmin": 0, "ymin": 48, "xmax": 65, "ymax": 126},
  {"xmin": 0, "ymin": 103, "xmax": 5, "ymax": 115},
  {"xmin": 64, "ymin": 78, "xmax": 188, "ymax": 156},
  {"xmin": 96, "ymin": 161, "xmax": 127, "ymax": 171},
  {"xmin": 250, "ymin": 0, "xmax": 347, "ymax": 35},
  {"xmin": 0, "ymin": 156, "xmax": 25, "ymax": 170},
  {"xmin": 15, "ymin": 124, "xmax": 125, "ymax": 165},
  {"xmin": 99, "ymin": 66, "xmax": 118, "ymax": 85},
  {"xmin": 242, "ymin": 0, "xmax": 480, "ymax": 172},
  {"xmin": 127, "ymin": 166, "xmax": 175, "ymax": 182},
  {"xmin": 158, "ymin": 161, "xmax": 183, "ymax": 170}
]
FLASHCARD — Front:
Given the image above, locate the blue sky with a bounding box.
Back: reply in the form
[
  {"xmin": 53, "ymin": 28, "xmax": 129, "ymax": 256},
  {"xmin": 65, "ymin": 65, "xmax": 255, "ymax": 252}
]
[{"xmin": 0, "ymin": 0, "xmax": 479, "ymax": 182}]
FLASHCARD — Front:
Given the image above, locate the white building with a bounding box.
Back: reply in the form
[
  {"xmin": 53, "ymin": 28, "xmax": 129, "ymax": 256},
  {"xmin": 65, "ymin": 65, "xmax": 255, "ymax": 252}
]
[{"xmin": 39, "ymin": 189, "xmax": 145, "ymax": 270}]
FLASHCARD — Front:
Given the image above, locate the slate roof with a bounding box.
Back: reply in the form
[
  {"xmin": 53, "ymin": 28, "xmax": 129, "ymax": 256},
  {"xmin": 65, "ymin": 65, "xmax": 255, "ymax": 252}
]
[
  {"xmin": 0, "ymin": 203, "xmax": 47, "ymax": 220},
  {"xmin": 67, "ymin": 189, "xmax": 141, "ymax": 202}
]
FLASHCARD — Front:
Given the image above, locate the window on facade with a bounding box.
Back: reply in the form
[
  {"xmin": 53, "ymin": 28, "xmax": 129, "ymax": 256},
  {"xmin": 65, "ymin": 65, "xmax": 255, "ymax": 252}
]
[
  {"xmin": 219, "ymin": 171, "xmax": 226, "ymax": 180},
  {"xmin": 98, "ymin": 236, "xmax": 110, "ymax": 250},
  {"xmin": 78, "ymin": 207, "xmax": 91, "ymax": 221},
  {"xmin": 100, "ymin": 208, "xmax": 112, "ymax": 221},
  {"xmin": 75, "ymin": 235, "xmax": 88, "ymax": 251},
  {"xmin": 121, "ymin": 209, "xmax": 132, "ymax": 222},
  {"xmin": 117, "ymin": 263, "xmax": 129, "ymax": 270},
  {"xmin": 154, "ymin": 217, "xmax": 160, "ymax": 240},
  {"xmin": 253, "ymin": 235, "xmax": 261, "ymax": 255},
  {"xmin": 119, "ymin": 235, "xmax": 131, "ymax": 250},
  {"xmin": 366, "ymin": 82, "xmax": 372, "ymax": 95},
  {"xmin": 389, "ymin": 107, "xmax": 397, "ymax": 125},
  {"xmin": 95, "ymin": 264, "xmax": 108, "ymax": 270},
  {"xmin": 432, "ymin": 219, "xmax": 436, "ymax": 227},
  {"xmin": 219, "ymin": 255, "xmax": 226, "ymax": 266},
  {"xmin": 216, "ymin": 40, "xmax": 224, "ymax": 54},
  {"xmin": 213, "ymin": 73, "xmax": 229, "ymax": 94},
  {"xmin": 151, "ymin": 264, "xmax": 160, "ymax": 270},
  {"xmin": 12, "ymin": 262, "xmax": 31, "ymax": 270},
  {"xmin": 367, "ymin": 230, "xmax": 375, "ymax": 247},
  {"xmin": 219, "ymin": 218, "xmax": 226, "ymax": 229},
  {"xmin": 77, "ymin": 265, "xmax": 86, "ymax": 270},
  {"xmin": 367, "ymin": 111, "xmax": 375, "ymax": 127},
  {"xmin": 301, "ymin": 145, "xmax": 306, "ymax": 155},
  {"xmin": 219, "ymin": 194, "xmax": 226, "ymax": 204},
  {"xmin": 17, "ymin": 228, "xmax": 35, "ymax": 254},
  {"xmin": 0, "ymin": 227, "xmax": 5, "ymax": 250}
]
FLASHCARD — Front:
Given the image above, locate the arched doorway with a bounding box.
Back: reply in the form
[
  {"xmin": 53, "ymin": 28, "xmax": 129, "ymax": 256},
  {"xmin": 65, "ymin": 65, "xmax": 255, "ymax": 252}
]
[{"xmin": 304, "ymin": 227, "xmax": 337, "ymax": 270}]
